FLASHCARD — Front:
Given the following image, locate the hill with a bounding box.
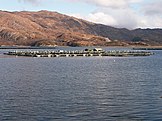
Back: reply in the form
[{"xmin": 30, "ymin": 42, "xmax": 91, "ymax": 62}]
[{"xmin": 0, "ymin": 10, "xmax": 162, "ymax": 46}]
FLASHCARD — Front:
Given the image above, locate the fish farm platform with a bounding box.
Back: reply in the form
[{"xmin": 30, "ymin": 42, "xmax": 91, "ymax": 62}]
[{"xmin": 4, "ymin": 49, "xmax": 153, "ymax": 57}]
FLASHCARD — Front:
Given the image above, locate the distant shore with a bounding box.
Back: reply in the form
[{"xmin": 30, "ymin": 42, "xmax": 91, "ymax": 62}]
[
  {"xmin": 132, "ymin": 46, "xmax": 162, "ymax": 50},
  {"xmin": 0, "ymin": 46, "xmax": 56, "ymax": 49}
]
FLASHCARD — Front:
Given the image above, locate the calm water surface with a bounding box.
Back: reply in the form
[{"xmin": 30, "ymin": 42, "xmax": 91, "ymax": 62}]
[{"xmin": 0, "ymin": 47, "xmax": 162, "ymax": 121}]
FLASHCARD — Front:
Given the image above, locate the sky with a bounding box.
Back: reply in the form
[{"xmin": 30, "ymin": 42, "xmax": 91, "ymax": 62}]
[{"xmin": 0, "ymin": 0, "xmax": 162, "ymax": 29}]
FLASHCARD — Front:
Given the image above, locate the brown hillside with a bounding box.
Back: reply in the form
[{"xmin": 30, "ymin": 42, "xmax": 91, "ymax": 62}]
[{"xmin": 0, "ymin": 10, "xmax": 162, "ymax": 46}]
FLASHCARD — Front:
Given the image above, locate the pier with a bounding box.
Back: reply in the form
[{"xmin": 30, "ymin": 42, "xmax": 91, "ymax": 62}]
[{"xmin": 4, "ymin": 48, "xmax": 153, "ymax": 57}]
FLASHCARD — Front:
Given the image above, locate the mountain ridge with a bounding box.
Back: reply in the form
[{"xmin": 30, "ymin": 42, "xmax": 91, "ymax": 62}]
[{"xmin": 0, "ymin": 10, "xmax": 162, "ymax": 46}]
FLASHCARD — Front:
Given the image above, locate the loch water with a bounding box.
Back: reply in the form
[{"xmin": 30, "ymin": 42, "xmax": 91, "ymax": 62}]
[{"xmin": 0, "ymin": 47, "xmax": 162, "ymax": 121}]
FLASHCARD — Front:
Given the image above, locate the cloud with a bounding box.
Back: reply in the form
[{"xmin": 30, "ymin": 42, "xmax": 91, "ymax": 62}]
[
  {"xmin": 68, "ymin": 0, "xmax": 162, "ymax": 29},
  {"xmin": 66, "ymin": 0, "xmax": 142, "ymax": 8},
  {"xmin": 138, "ymin": 15, "xmax": 162, "ymax": 28},
  {"xmin": 137, "ymin": 0, "xmax": 162, "ymax": 28},
  {"xmin": 91, "ymin": 0, "xmax": 142, "ymax": 8},
  {"xmin": 70, "ymin": 7, "xmax": 140, "ymax": 29},
  {"xmin": 88, "ymin": 12, "xmax": 117, "ymax": 26},
  {"xmin": 66, "ymin": 0, "xmax": 144, "ymax": 29},
  {"xmin": 18, "ymin": 0, "xmax": 42, "ymax": 5},
  {"xmin": 142, "ymin": 0, "xmax": 162, "ymax": 16}
]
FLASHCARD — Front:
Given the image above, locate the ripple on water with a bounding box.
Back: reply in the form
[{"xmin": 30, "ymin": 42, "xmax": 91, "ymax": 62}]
[{"xmin": 0, "ymin": 49, "xmax": 162, "ymax": 121}]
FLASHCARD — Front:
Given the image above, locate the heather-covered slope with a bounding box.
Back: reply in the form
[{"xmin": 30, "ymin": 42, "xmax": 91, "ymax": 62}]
[{"xmin": 0, "ymin": 10, "xmax": 162, "ymax": 46}]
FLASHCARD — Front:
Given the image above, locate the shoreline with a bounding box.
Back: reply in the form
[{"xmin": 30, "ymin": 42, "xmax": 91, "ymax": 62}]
[
  {"xmin": 132, "ymin": 46, "xmax": 162, "ymax": 50},
  {"xmin": 1, "ymin": 46, "xmax": 162, "ymax": 50},
  {"xmin": 0, "ymin": 46, "xmax": 57, "ymax": 49}
]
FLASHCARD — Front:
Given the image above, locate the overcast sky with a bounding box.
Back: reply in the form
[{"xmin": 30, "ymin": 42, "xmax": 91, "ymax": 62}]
[{"xmin": 0, "ymin": 0, "xmax": 162, "ymax": 29}]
